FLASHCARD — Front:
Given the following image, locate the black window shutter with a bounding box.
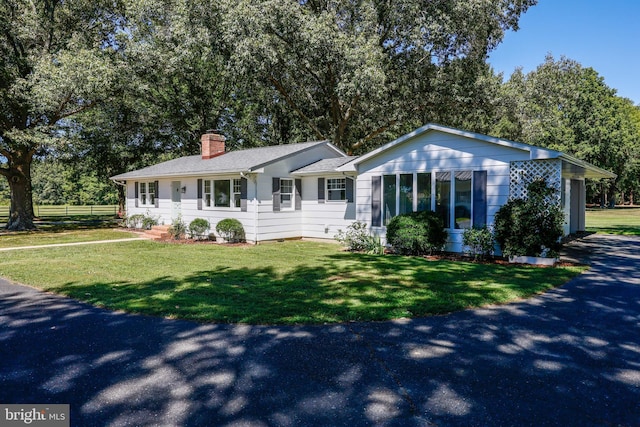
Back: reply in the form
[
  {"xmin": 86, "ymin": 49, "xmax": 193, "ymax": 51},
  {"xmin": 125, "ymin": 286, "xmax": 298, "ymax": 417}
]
[
  {"xmin": 295, "ymin": 179, "xmax": 302, "ymax": 211},
  {"xmin": 134, "ymin": 181, "xmax": 139, "ymax": 208},
  {"xmin": 317, "ymin": 178, "xmax": 325, "ymax": 203},
  {"xmin": 272, "ymin": 177, "xmax": 281, "ymax": 211},
  {"xmin": 371, "ymin": 176, "xmax": 382, "ymax": 227},
  {"xmin": 197, "ymin": 179, "xmax": 203, "ymax": 210},
  {"xmin": 473, "ymin": 171, "xmax": 487, "ymax": 228},
  {"xmin": 240, "ymin": 177, "xmax": 248, "ymax": 212},
  {"xmin": 346, "ymin": 177, "xmax": 354, "ymax": 203},
  {"xmin": 154, "ymin": 180, "xmax": 159, "ymax": 208}
]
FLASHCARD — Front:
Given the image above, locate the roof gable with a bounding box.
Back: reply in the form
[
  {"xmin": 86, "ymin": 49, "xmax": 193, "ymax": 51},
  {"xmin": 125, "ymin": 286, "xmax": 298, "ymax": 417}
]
[
  {"xmin": 337, "ymin": 123, "xmax": 559, "ymax": 172},
  {"xmin": 336, "ymin": 123, "xmax": 614, "ymax": 179}
]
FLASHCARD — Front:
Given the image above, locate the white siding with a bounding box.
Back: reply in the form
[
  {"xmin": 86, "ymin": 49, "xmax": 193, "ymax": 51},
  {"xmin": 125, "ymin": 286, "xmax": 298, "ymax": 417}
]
[
  {"xmin": 300, "ymin": 175, "xmax": 357, "ymax": 240},
  {"xmin": 123, "ymin": 143, "xmax": 346, "ymax": 243},
  {"xmin": 355, "ymin": 130, "xmax": 532, "ymax": 252},
  {"xmin": 125, "ymin": 177, "xmax": 259, "ymax": 242}
]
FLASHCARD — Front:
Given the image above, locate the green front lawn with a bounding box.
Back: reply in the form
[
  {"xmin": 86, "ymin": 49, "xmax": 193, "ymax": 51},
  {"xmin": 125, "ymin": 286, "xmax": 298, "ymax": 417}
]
[
  {"xmin": 0, "ymin": 227, "xmax": 136, "ymax": 249},
  {"xmin": 0, "ymin": 239, "xmax": 584, "ymax": 324},
  {"xmin": 586, "ymin": 207, "xmax": 640, "ymax": 235}
]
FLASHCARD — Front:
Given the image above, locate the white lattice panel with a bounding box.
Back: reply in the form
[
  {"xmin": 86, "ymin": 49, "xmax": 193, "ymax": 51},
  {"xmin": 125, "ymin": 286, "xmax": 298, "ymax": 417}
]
[{"xmin": 510, "ymin": 159, "xmax": 562, "ymax": 202}]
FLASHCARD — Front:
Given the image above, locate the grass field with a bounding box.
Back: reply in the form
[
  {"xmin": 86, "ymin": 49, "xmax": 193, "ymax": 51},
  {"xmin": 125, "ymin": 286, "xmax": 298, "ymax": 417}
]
[
  {"xmin": 0, "ymin": 238, "xmax": 584, "ymax": 324},
  {"xmin": 585, "ymin": 207, "xmax": 640, "ymax": 235},
  {"xmin": 0, "ymin": 221, "xmax": 129, "ymax": 248}
]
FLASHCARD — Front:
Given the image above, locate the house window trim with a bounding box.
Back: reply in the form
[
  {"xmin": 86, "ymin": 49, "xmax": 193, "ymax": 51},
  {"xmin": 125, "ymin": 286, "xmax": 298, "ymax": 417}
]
[
  {"xmin": 375, "ymin": 170, "xmax": 484, "ymax": 231},
  {"xmin": 138, "ymin": 181, "xmax": 157, "ymax": 207},
  {"xmin": 201, "ymin": 177, "xmax": 243, "ymax": 210},
  {"xmin": 279, "ymin": 178, "xmax": 295, "ymax": 211},
  {"xmin": 326, "ymin": 178, "xmax": 347, "ymax": 203}
]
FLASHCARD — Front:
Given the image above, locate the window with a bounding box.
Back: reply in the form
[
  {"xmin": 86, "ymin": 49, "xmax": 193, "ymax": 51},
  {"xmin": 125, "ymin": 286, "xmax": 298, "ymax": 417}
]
[
  {"xmin": 454, "ymin": 171, "xmax": 472, "ymax": 229},
  {"xmin": 202, "ymin": 178, "xmax": 242, "ymax": 209},
  {"xmin": 233, "ymin": 179, "xmax": 242, "ymax": 208},
  {"xmin": 204, "ymin": 181, "xmax": 212, "ymax": 207},
  {"xmin": 327, "ymin": 178, "xmax": 346, "ymax": 201},
  {"xmin": 373, "ymin": 171, "xmax": 485, "ymax": 230},
  {"xmin": 417, "ymin": 173, "xmax": 431, "ymax": 211},
  {"xmin": 280, "ymin": 179, "xmax": 293, "ymax": 209},
  {"xmin": 383, "ymin": 175, "xmax": 396, "ymax": 225},
  {"xmin": 214, "ymin": 179, "xmax": 230, "ymax": 207},
  {"xmin": 138, "ymin": 181, "xmax": 155, "ymax": 206},
  {"xmin": 435, "ymin": 172, "xmax": 451, "ymax": 228},
  {"xmin": 399, "ymin": 174, "xmax": 413, "ymax": 215}
]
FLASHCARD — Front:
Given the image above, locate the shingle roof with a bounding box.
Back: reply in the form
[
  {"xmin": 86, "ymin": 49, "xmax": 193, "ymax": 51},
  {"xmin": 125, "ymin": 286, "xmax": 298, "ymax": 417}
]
[
  {"xmin": 111, "ymin": 140, "xmax": 333, "ymax": 180},
  {"xmin": 291, "ymin": 156, "xmax": 359, "ymax": 175}
]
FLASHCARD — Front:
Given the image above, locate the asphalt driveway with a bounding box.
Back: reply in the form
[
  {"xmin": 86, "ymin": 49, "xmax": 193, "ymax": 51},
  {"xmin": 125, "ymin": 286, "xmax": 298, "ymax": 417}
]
[{"xmin": 0, "ymin": 234, "xmax": 639, "ymax": 426}]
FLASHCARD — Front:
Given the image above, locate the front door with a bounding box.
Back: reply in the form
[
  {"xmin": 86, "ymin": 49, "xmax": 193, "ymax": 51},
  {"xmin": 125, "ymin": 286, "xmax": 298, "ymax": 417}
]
[{"xmin": 171, "ymin": 181, "xmax": 182, "ymax": 218}]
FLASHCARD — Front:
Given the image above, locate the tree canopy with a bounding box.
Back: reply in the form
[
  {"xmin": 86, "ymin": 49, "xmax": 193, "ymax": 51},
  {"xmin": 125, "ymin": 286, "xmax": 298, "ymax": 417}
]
[
  {"xmin": 3, "ymin": 0, "xmax": 640, "ymax": 229},
  {"xmin": 0, "ymin": 0, "xmax": 122, "ymax": 229},
  {"xmin": 491, "ymin": 55, "xmax": 640, "ymax": 205},
  {"xmin": 219, "ymin": 0, "xmax": 535, "ymax": 153}
]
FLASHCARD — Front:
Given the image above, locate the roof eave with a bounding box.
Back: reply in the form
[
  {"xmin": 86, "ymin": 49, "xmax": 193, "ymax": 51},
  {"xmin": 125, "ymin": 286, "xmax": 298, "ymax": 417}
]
[
  {"xmin": 560, "ymin": 154, "xmax": 617, "ymax": 179},
  {"xmin": 110, "ymin": 169, "xmax": 259, "ymax": 181}
]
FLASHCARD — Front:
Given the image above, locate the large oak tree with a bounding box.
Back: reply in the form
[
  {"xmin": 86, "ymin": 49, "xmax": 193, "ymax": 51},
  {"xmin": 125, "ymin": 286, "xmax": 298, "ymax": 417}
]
[
  {"xmin": 0, "ymin": 0, "xmax": 122, "ymax": 229},
  {"xmin": 220, "ymin": 0, "xmax": 536, "ymax": 154}
]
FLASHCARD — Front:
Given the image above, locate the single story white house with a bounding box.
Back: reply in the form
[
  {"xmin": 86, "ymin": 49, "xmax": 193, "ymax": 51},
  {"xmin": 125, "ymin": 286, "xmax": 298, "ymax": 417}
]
[{"xmin": 111, "ymin": 123, "xmax": 615, "ymax": 252}]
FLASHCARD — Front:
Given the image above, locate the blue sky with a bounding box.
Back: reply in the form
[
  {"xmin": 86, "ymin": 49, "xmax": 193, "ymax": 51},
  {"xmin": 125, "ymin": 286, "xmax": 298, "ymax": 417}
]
[{"xmin": 488, "ymin": 0, "xmax": 640, "ymax": 105}]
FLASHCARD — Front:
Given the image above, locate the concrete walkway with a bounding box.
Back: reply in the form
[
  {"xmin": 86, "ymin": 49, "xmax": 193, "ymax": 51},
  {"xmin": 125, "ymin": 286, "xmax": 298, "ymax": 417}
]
[
  {"xmin": 0, "ymin": 234, "xmax": 638, "ymax": 426},
  {"xmin": 0, "ymin": 237, "xmax": 146, "ymax": 251}
]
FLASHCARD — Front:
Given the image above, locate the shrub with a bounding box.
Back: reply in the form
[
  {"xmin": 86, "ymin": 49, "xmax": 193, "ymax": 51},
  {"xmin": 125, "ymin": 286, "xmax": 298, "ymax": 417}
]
[
  {"xmin": 125, "ymin": 214, "xmax": 145, "ymax": 229},
  {"xmin": 125, "ymin": 213, "xmax": 158, "ymax": 230},
  {"xmin": 216, "ymin": 218, "xmax": 245, "ymax": 243},
  {"xmin": 189, "ymin": 218, "xmax": 210, "ymax": 240},
  {"xmin": 462, "ymin": 226, "xmax": 494, "ymax": 260},
  {"xmin": 493, "ymin": 178, "xmax": 564, "ymax": 257},
  {"xmin": 335, "ymin": 222, "xmax": 384, "ymax": 254},
  {"xmin": 141, "ymin": 214, "xmax": 159, "ymax": 230},
  {"xmin": 386, "ymin": 210, "xmax": 447, "ymax": 255},
  {"xmin": 168, "ymin": 215, "xmax": 187, "ymax": 240}
]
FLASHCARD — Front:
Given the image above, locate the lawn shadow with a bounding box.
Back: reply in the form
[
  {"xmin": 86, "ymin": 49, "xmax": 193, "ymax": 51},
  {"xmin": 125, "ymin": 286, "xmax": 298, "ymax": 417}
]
[
  {"xmin": 0, "ymin": 236, "xmax": 638, "ymax": 425},
  {"xmin": 52, "ymin": 252, "xmax": 580, "ymax": 325}
]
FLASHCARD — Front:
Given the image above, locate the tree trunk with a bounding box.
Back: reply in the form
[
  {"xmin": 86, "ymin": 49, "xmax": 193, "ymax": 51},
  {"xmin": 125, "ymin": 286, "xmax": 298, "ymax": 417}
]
[
  {"xmin": 5, "ymin": 155, "xmax": 35, "ymax": 230},
  {"xmin": 117, "ymin": 184, "xmax": 126, "ymax": 217},
  {"xmin": 607, "ymin": 180, "xmax": 618, "ymax": 209}
]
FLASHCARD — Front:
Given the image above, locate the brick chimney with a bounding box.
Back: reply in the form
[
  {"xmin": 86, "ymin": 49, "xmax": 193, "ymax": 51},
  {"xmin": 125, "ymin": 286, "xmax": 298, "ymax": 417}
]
[{"xmin": 201, "ymin": 130, "xmax": 226, "ymax": 159}]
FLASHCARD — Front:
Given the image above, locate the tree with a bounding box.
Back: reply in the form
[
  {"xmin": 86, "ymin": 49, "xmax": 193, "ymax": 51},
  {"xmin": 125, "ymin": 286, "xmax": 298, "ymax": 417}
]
[
  {"xmin": 0, "ymin": 0, "xmax": 122, "ymax": 229},
  {"xmin": 220, "ymin": 0, "xmax": 536, "ymax": 154},
  {"xmin": 67, "ymin": 0, "xmax": 272, "ymax": 213},
  {"xmin": 492, "ymin": 55, "xmax": 640, "ymax": 205}
]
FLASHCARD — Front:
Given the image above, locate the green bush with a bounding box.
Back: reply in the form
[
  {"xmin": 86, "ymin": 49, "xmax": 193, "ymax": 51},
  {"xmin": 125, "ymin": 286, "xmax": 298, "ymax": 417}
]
[
  {"xmin": 125, "ymin": 214, "xmax": 145, "ymax": 229},
  {"xmin": 141, "ymin": 214, "xmax": 159, "ymax": 230},
  {"xmin": 386, "ymin": 210, "xmax": 447, "ymax": 255},
  {"xmin": 462, "ymin": 226, "xmax": 495, "ymax": 260},
  {"xmin": 216, "ymin": 218, "xmax": 245, "ymax": 243},
  {"xmin": 493, "ymin": 178, "xmax": 564, "ymax": 257},
  {"xmin": 125, "ymin": 213, "xmax": 158, "ymax": 230},
  {"xmin": 335, "ymin": 221, "xmax": 384, "ymax": 254},
  {"xmin": 189, "ymin": 218, "xmax": 210, "ymax": 240},
  {"xmin": 168, "ymin": 215, "xmax": 187, "ymax": 240}
]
